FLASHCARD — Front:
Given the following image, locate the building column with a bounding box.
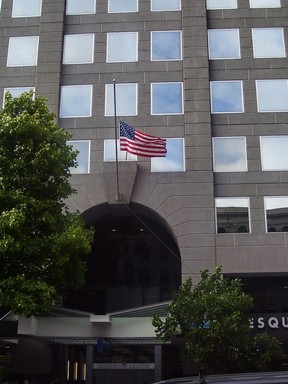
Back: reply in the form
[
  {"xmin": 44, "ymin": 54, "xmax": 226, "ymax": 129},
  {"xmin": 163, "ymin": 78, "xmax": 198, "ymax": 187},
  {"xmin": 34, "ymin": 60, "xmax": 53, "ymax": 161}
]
[
  {"xmin": 86, "ymin": 345, "xmax": 94, "ymax": 384},
  {"xmin": 154, "ymin": 345, "xmax": 162, "ymax": 383}
]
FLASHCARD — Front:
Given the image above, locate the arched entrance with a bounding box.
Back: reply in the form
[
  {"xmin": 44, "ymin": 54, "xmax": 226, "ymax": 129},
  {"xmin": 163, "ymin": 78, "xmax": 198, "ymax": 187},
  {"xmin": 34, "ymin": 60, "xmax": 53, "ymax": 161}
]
[{"xmin": 63, "ymin": 202, "xmax": 181, "ymax": 314}]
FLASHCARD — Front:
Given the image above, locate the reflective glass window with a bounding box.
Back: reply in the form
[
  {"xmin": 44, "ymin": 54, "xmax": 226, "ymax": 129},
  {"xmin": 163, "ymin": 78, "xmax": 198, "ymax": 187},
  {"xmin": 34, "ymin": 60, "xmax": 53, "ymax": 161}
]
[
  {"xmin": 68, "ymin": 141, "xmax": 90, "ymax": 174},
  {"xmin": 151, "ymin": 82, "xmax": 183, "ymax": 115},
  {"xmin": 60, "ymin": 85, "xmax": 92, "ymax": 118},
  {"xmin": 210, "ymin": 81, "xmax": 244, "ymax": 113},
  {"xmin": 105, "ymin": 83, "xmax": 137, "ymax": 116},
  {"xmin": 7, "ymin": 36, "xmax": 39, "ymax": 67},
  {"xmin": 107, "ymin": 32, "xmax": 138, "ymax": 63},
  {"xmin": 256, "ymin": 80, "xmax": 288, "ymax": 112},
  {"xmin": 151, "ymin": 0, "xmax": 181, "ymax": 11},
  {"xmin": 206, "ymin": 0, "xmax": 237, "ymax": 9},
  {"xmin": 66, "ymin": 0, "xmax": 96, "ymax": 14},
  {"xmin": 63, "ymin": 34, "xmax": 94, "ymax": 64},
  {"xmin": 3, "ymin": 87, "xmax": 34, "ymax": 106},
  {"xmin": 213, "ymin": 137, "xmax": 247, "ymax": 172},
  {"xmin": 108, "ymin": 0, "xmax": 138, "ymax": 12},
  {"xmin": 151, "ymin": 31, "xmax": 182, "ymax": 61},
  {"xmin": 260, "ymin": 136, "xmax": 288, "ymax": 171},
  {"xmin": 252, "ymin": 28, "xmax": 285, "ymax": 58},
  {"xmin": 12, "ymin": 0, "xmax": 42, "ymax": 17},
  {"xmin": 250, "ymin": 0, "xmax": 280, "ymax": 8},
  {"xmin": 216, "ymin": 198, "xmax": 250, "ymax": 234},
  {"xmin": 208, "ymin": 29, "xmax": 240, "ymax": 59},
  {"xmin": 151, "ymin": 138, "xmax": 185, "ymax": 172},
  {"xmin": 4, "ymin": 87, "xmax": 34, "ymax": 99},
  {"xmin": 265, "ymin": 197, "xmax": 288, "ymax": 233},
  {"xmin": 104, "ymin": 140, "xmax": 137, "ymax": 161}
]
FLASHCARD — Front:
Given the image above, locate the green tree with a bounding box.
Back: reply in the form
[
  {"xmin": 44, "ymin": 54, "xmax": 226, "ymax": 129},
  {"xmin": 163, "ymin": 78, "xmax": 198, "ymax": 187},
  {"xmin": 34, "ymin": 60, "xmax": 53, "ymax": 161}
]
[
  {"xmin": 152, "ymin": 266, "xmax": 284, "ymax": 373},
  {"xmin": 0, "ymin": 91, "xmax": 94, "ymax": 317}
]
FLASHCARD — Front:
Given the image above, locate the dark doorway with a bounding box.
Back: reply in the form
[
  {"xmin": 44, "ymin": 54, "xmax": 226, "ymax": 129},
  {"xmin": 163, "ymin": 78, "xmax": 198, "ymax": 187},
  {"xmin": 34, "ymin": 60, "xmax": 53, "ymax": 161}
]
[{"xmin": 63, "ymin": 203, "xmax": 181, "ymax": 314}]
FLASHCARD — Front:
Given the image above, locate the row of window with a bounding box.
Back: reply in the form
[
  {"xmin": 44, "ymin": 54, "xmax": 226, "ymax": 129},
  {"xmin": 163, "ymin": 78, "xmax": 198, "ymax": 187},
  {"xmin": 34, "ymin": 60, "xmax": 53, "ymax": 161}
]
[
  {"xmin": 4, "ymin": 84, "xmax": 183, "ymax": 117},
  {"xmin": 69, "ymin": 135, "xmax": 288, "ymax": 175},
  {"xmin": 208, "ymin": 28, "xmax": 286, "ymax": 59},
  {"xmin": 211, "ymin": 80, "xmax": 288, "ymax": 113},
  {"xmin": 7, "ymin": 27, "xmax": 287, "ymax": 67},
  {"xmin": 208, "ymin": 0, "xmax": 281, "ymax": 9},
  {"xmin": 5, "ymin": 79, "xmax": 288, "ymax": 118},
  {"xmin": 213, "ymin": 136, "xmax": 288, "ymax": 172},
  {"xmin": 216, "ymin": 197, "xmax": 288, "ymax": 234},
  {"xmin": 69, "ymin": 138, "xmax": 185, "ymax": 174},
  {"xmin": 0, "ymin": 0, "xmax": 181, "ymax": 17},
  {"xmin": 63, "ymin": 31, "xmax": 182, "ymax": 64},
  {"xmin": 2, "ymin": 0, "xmax": 281, "ymax": 18},
  {"xmin": 6, "ymin": 32, "xmax": 182, "ymax": 66}
]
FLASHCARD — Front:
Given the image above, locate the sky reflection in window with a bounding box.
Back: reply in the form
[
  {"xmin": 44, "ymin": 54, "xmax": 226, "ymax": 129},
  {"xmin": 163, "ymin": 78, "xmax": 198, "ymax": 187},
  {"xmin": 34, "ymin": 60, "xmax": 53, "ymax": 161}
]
[
  {"xmin": 211, "ymin": 81, "xmax": 243, "ymax": 113},
  {"xmin": 105, "ymin": 83, "xmax": 137, "ymax": 116},
  {"xmin": 68, "ymin": 141, "xmax": 90, "ymax": 174},
  {"xmin": 12, "ymin": 0, "xmax": 42, "ymax": 17},
  {"xmin": 213, "ymin": 137, "xmax": 247, "ymax": 172},
  {"xmin": 208, "ymin": 29, "xmax": 240, "ymax": 59},
  {"xmin": 252, "ymin": 28, "xmax": 285, "ymax": 58},
  {"xmin": 151, "ymin": 82, "xmax": 183, "ymax": 115},
  {"xmin": 60, "ymin": 85, "xmax": 92, "ymax": 118},
  {"xmin": 66, "ymin": 0, "xmax": 96, "ymax": 14},
  {"xmin": 63, "ymin": 34, "xmax": 94, "ymax": 64},
  {"xmin": 7, "ymin": 36, "xmax": 39, "ymax": 67},
  {"xmin": 107, "ymin": 32, "xmax": 138, "ymax": 62},
  {"xmin": 256, "ymin": 80, "xmax": 288, "ymax": 112},
  {"xmin": 261, "ymin": 136, "xmax": 288, "ymax": 171},
  {"xmin": 151, "ymin": 31, "xmax": 182, "ymax": 61},
  {"xmin": 152, "ymin": 138, "xmax": 185, "ymax": 172}
]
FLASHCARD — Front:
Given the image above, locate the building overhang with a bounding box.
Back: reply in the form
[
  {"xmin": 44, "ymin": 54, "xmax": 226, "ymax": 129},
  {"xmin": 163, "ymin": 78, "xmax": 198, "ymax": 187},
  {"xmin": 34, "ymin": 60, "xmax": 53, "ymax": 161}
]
[{"xmin": 17, "ymin": 302, "xmax": 170, "ymax": 342}]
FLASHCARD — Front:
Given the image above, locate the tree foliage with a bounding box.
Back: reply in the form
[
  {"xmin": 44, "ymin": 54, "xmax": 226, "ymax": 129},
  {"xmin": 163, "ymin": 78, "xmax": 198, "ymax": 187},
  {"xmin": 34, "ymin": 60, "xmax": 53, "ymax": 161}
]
[
  {"xmin": 152, "ymin": 266, "xmax": 284, "ymax": 373},
  {"xmin": 0, "ymin": 92, "xmax": 94, "ymax": 316}
]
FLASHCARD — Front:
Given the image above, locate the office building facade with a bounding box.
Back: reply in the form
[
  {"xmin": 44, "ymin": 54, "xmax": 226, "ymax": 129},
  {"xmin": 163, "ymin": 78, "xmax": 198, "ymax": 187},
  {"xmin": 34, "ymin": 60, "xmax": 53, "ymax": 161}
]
[{"xmin": 1, "ymin": 0, "xmax": 288, "ymax": 383}]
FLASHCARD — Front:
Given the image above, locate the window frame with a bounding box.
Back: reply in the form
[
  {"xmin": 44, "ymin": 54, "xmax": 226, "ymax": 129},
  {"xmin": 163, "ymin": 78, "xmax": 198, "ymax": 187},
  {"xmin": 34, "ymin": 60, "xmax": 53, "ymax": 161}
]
[
  {"xmin": 249, "ymin": 0, "xmax": 281, "ymax": 8},
  {"xmin": 108, "ymin": 0, "xmax": 138, "ymax": 13},
  {"xmin": 151, "ymin": 138, "xmax": 185, "ymax": 172},
  {"xmin": 12, "ymin": 0, "xmax": 42, "ymax": 17},
  {"xmin": 210, "ymin": 80, "xmax": 244, "ymax": 114},
  {"xmin": 151, "ymin": 30, "xmax": 182, "ymax": 61},
  {"xmin": 106, "ymin": 32, "xmax": 138, "ymax": 63},
  {"xmin": 264, "ymin": 196, "xmax": 288, "ymax": 233},
  {"xmin": 252, "ymin": 28, "xmax": 286, "ymax": 58},
  {"xmin": 151, "ymin": 0, "xmax": 181, "ymax": 11},
  {"xmin": 7, "ymin": 36, "xmax": 39, "ymax": 67},
  {"xmin": 208, "ymin": 29, "xmax": 241, "ymax": 60},
  {"xmin": 105, "ymin": 83, "xmax": 138, "ymax": 117},
  {"xmin": 215, "ymin": 197, "xmax": 251, "ymax": 234},
  {"xmin": 212, "ymin": 136, "xmax": 247, "ymax": 172},
  {"xmin": 151, "ymin": 82, "xmax": 184, "ymax": 115},
  {"xmin": 66, "ymin": 0, "xmax": 96, "ymax": 15},
  {"xmin": 260, "ymin": 136, "xmax": 288, "ymax": 171},
  {"xmin": 3, "ymin": 87, "xmax": 35, "ymax": 106},
  {"xmin": 104, "ymin": 139, "xmax": 137, "ymax": 162},
  {"xmin": 256, "ymin": 79, "xmax": 288, "ymax": 112},
  {"xmin": 59, "ymin": 85, "xmax": 93, "ymax": 118},
  {"xmin": 62, "ymin": 33, "xmax": 95, "ymax": 65},
  {"xmin": 206, "ymin": 0, "xmax": 237, "ymax": 10},
  {"xmin": 67, "ymin": 140, "xmax": 91, "ymax": 174}
]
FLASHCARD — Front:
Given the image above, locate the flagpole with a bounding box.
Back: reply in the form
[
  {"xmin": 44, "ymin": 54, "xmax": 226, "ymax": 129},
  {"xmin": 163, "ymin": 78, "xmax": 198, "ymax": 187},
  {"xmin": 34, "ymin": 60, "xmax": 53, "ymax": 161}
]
[{"xmin": 113, "ymin": 79, "xmax": 121, "ymax": 201}]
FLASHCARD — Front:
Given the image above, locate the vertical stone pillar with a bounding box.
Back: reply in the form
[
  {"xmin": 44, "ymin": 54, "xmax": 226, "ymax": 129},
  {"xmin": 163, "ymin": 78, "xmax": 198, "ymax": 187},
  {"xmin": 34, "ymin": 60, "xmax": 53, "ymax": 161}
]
[
  {"xmin": 86, "ymin": 345, "xmax": 94, "ymax": 384},
  {"xmin": 36, "ymin": 0, "xmax": 65, "ymax": 116},
  {"xmin": 154, "ymin": 345, "xmax": 162, "ymax": 383}
]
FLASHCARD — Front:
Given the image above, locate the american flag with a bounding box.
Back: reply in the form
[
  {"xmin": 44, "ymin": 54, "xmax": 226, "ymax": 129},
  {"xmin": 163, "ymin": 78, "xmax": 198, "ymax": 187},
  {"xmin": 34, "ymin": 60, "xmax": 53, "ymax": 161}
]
[{"xmin": 120, "ymin": 121, "xmax": 167, "ymax": 158}]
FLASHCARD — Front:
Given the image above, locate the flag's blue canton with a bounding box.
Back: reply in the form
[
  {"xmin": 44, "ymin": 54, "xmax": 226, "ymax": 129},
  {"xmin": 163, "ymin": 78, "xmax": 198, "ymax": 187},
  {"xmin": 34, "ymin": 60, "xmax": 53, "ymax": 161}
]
[{"xmin": 120, "ymin": 121, "xmax": 135, "ymax": 140}]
